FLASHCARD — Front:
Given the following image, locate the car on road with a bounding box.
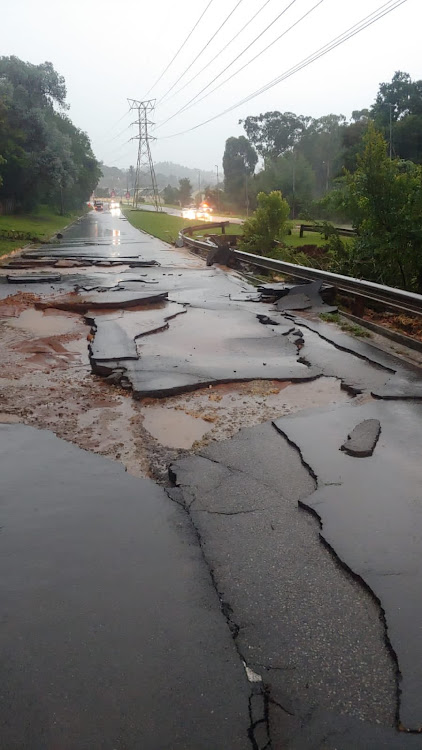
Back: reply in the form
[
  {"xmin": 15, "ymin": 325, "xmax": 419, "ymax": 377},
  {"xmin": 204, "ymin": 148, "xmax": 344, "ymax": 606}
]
[
  {"xmin": 94, "ymin": 200, "xmax": 103, "ymax": 211},
  {"xmin": 182, "ymin": 202, "xmax": 213, "ymax": 221}
]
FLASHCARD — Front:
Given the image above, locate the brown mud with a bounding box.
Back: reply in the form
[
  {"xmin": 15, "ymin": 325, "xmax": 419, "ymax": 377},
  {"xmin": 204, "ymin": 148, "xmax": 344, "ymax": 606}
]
[{"xmin": 0, "ymin": 292, "xmax": 350, "ymax": 482}]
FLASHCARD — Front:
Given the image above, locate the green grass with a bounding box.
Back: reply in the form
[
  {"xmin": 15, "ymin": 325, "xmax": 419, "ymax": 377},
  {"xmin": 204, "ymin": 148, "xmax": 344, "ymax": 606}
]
[
  {"xmin": 0, "ymin": 239, "xmax": 23, "ymax": 258},
  {"xmin": 123, "ymin": 208, "xmax": 198, "ymax": 243},
  {"xmin": 123, "ymin": 208, "xmax": 242, "ymax": 243},
  {"xmin": 0, "ymin": 205, "xmax": 85, "ymax": 238},
  {"xmin": 319, "ymin": 312, "xmax": 372, "ymax": 338},
  {"xmin": 0, "ymin": 205, "xmax": 87, "ymax": 258},
  {"xmin": 284, "ymin": 228, "xmax": 327, "ymax": 248}
]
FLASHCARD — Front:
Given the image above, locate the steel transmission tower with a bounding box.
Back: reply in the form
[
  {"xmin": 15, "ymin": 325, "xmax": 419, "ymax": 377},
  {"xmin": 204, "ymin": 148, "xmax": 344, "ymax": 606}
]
[{"xmin": 128, "ymin": 99, "xmax": 161, "ymax": 211}]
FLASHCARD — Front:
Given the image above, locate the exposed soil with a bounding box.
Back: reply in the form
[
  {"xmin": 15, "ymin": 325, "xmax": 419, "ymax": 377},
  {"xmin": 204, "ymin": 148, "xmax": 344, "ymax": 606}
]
[
  {"xmin": 0, "ymin": 293, "xmax": 351, "ymax": 483},
  {"xmin": 363, "ymin": 308, "xmax": 422, "ymax": 342}
]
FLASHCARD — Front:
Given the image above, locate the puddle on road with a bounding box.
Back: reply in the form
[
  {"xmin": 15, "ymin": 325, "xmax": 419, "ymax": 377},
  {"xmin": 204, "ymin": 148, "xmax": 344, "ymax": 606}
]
[
  {"xmin": 140, "ymin": 377, "xmax": 351, "ymax": 450},
  {"xmin": 7, "ymin": 308, "xmax": 79, "ymax": 336},
  {"xmin": 141, "ymin": 407, "xmax": 211, "ymax": 449}
]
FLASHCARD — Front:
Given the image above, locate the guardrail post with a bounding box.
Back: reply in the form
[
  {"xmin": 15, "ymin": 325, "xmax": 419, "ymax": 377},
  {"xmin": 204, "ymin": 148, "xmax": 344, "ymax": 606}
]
[
  {"xmin": 221, "ymin": 223, "xmax": 225, "ymax": 235},
  {"xmin": 300, "ymin": 225, "xmax": 304, "ymax": 238},
  {"xmin": 352, "ymin": 294, "xmax": 366, "ymax": 317}
]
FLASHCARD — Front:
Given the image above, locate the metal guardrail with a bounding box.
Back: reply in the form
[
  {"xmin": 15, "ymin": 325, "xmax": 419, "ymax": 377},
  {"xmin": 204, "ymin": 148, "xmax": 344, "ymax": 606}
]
[
  {"xmin": 299, "ymin": 223, "xmax": 357, "ymax": 239},
  {"xmin": 179, "ymin": 225, "xmax": 422, "ymax": 317}
]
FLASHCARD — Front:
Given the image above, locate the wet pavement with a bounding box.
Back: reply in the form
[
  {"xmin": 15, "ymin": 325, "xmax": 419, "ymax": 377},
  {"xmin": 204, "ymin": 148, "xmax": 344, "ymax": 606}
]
[
  {"xmin": 0, "ymin": 423, "xmax": 251, "ymax": 749},
  {"xmin": 1, "ymin": 208, "xmax": 422, "ymax": 747}
]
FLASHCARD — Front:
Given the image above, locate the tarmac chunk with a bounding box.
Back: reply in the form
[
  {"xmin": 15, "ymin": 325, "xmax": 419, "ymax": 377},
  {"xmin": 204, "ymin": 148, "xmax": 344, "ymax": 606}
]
[{"xmin": 341, "ymin": 419, "xmax": 381, "ymax": 457}]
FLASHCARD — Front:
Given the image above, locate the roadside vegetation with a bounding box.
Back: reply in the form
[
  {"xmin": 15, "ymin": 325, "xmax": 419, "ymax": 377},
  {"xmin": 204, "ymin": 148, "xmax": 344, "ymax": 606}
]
[
  {"xmin": 319, "ymin": 312, "xmax": 372, "ymax": 338},
  {"xmin": 0, "ymin": 56, "xmax": 100, "ymax": 222},
  {"xmin": 0, "ymin": 205, "xmax": 86, "ymax": 257},
  {"xmin": 123, "ymin": 207, "xmax": 242, "ymax": 243},
  {"xmin": 123, "ymin": 208, "xmax": 199, "ymax": 243}
]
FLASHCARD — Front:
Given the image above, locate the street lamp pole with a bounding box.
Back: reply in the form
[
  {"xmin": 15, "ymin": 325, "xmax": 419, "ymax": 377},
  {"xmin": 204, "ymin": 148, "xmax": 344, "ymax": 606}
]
[
  {"xmin": 215, "ymin": 164, "xmax": 220, "ymax": 213},
  {"xmin": 387, "ymin": 103, "xmax": 394, "ymax": 159}
]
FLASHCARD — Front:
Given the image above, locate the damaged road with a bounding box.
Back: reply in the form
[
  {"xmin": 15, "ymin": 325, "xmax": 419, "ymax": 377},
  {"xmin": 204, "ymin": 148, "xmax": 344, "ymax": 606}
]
[{"xmin": 1, "ymin": 208, "xmax": 422, "ymax": 748}]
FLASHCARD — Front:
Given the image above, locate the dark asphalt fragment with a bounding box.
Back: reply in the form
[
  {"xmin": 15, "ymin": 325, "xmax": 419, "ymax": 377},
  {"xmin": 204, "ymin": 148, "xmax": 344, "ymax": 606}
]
[
  {"xmin": 341, "ymin": 418, "xmax": 381, "ymax": 457},
  {"xmin": 6, "ymin": 273, "xmax": 62, "ymax": 283}
]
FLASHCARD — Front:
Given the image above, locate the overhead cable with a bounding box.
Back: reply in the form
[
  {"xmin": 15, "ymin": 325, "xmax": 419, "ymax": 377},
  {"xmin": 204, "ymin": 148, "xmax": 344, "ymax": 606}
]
[
  {"xmin": 157, "ymin": 0, "xmax": 245, "ymax": 105},
  {"xmin": 162, "ymin": 0, "xmax": 275, "ymax": 106},
  {"xmin": 157, "ymin": 0, "xmax": 323, "ymax": 131},
  {"xmin": 158, "ymin": 0, "xmax": 407, "ymax": 139},
  {"xmin": 143, "ymin": 0, "xmax": 215, "ymax": 98}
]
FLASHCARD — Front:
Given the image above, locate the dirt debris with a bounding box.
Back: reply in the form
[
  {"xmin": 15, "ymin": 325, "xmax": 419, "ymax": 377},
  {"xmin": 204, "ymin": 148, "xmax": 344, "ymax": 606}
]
[{"xmin": 0, "ymin": 301, "xmax": 350, "ymax": 483}]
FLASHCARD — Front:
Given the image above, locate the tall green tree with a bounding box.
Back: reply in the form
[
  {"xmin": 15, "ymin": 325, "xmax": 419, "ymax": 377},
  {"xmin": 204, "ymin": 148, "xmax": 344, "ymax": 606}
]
[
  {"xmin": 343, "ymin": 123, "xmax": 422, "ymax": 291},
  {"xmin": 371, "ymin": 71, "xmax": 422, "ymax": 163},
  {"xmin": 178, "ymin": 177, "xmax": 192, "ymax": 206},
  {"xmin": 0, "ymin": 56, "xmax": 100, "ymax": 212},
  {"xmin": 252, "ymin": 151, "xmax": 315, "ymax": 217},
  {"xmin": 240, "ymin": 111, "xmax": 309, "ymax": 159},
  {"xmin": 223, "ymin": 136, "xmax": 257, "ymax": 205}
]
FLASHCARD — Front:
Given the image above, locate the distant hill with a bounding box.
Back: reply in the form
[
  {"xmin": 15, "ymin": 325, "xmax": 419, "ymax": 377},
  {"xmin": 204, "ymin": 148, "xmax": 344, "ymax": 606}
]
[
  {"xmin": 154, "ymin": 162, "xmax": 217, "ymax": 187},
  {"xmin": 98, "ymin": 162, "xmax": 217, "ymax": 192}
]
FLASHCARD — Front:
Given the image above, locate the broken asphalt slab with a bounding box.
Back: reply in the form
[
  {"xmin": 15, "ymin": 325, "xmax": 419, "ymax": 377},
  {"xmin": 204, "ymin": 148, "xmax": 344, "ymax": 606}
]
[
  {"xmin": 169, "ymin": 420, "xmax": 417, "ymax": 747},
  {"xmin": 273, "ymin": 400, "xmax": 422, "ymax": 730},
  {"xmin": 87, "ymin": 303, "xmax": 186, "ymax": 361},
  {"xmin": 0, "ymin": 423, "xmax": 251, "ymax": 749},
  {"xmin": 341, "ymin": 418, "xmax": 381, "ymax": 456},
  {"xmin": 6, "ymin": 273, "xmax": 62, "ymax": 283},
  {"xmin": 275, "ymin": 281, "xmax": 338, "ymax": 314},
  {"xmin": 36, "ymin": 289, "xmax": 168, "ymax": 312},
  {"xmin": 89, "ymin": 306, "xmax": 320, "ymax": 397}
]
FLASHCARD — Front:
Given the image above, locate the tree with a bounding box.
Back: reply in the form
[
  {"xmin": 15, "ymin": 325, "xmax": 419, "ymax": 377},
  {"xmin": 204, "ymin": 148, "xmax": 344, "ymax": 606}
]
[
  {"xmin": 342, "ymin": 123, "xmax": 422, "ymax": 291},
  {"xmin": 223, "ymin": 136, "xmax": 257, "ymax": 205},
  {"xmin": 241, "ymin": 111, "xmax": 309, "ymax": 159},
  {"xmin": 371, "ymin": 71, "xmax": 422, "ymax": 163},
  {"xmin": 178, "ymin": 177, "xmax": 192, "ymax": 206},
  {"xmin": 252, "ymin": 152, "xmax": 315, "ymax": 217},
  {"xmin": 371, "ymin": 71, "xmax": 422, "ymax": 125},
  {"xmin": 298, "ymin": 114, "xmax": 346, "ymax": 196},
  {"xmin": 239, "ymin": 191, "xmax": 290, "ymax": 256},
  {"xmin": 162, "ymin": 184, "xmax": 179, "ymax": 205},
  {"xmin": 0, "ymin": 56, "xmax": 100, "ymax": 213}
]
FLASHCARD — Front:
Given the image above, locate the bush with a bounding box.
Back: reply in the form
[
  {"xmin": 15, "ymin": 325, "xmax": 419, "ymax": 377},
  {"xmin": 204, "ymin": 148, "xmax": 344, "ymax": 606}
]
[{"xmin": 238, "ymin": 191, "xmax": 290, "ymax": 256}]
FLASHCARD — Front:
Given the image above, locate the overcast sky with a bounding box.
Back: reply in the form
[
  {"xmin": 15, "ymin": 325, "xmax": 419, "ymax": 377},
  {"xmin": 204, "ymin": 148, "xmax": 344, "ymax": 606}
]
[{"xmin": 2, "ymin": 0, "xmax": 419, "ymax": 172}]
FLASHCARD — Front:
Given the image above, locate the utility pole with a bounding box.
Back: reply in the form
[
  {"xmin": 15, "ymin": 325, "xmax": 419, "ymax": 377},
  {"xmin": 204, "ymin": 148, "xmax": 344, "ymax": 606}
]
[
  {"xmin": 198, "ymin": 170, "xmax": 201, "ymax": 199},
  {"xmin": 128, "ymin": 98, "xmax": 161, "ymax": 211},
  {"xmin": 245, "ymin": 172, "xmax": 249, "ymax": 217},
  {"xmin": 387, "ymin": 102, "xmax": 394, "ymax": 159},
  {"xmin": 215, "ymin": 164, "xmax": 220, "ymax": 213},
  {"xmin": 292, "ymin": 149, "xmax": 296, "ymax": 220}
]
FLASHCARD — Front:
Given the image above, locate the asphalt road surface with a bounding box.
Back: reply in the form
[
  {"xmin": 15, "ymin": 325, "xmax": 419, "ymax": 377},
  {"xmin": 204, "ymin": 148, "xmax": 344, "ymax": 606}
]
[{"xmin": 1, "ymin": 208, "xmax": 422, "ymax": 748}]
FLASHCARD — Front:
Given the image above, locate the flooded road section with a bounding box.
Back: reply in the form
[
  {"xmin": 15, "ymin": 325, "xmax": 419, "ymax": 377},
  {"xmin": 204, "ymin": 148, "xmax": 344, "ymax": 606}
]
[{"xmin": 2, "ymin": 209, "xmax": 422, "ymax": 743}]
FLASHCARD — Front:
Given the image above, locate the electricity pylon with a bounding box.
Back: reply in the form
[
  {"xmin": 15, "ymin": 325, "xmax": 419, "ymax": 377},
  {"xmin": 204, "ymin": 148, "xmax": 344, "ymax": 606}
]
[{"xmin": 128, "ymin": 98, "xmax": 161, "ymax": 211}]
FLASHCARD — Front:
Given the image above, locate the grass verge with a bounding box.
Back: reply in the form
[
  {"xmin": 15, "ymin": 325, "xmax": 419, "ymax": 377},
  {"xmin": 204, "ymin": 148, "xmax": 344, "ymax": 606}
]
[
  {"xmin": 123, "ymin": 208, "xmax": 242, "ymax": 243},
  {"xmin": 0, "ymin": 205, "xmax": 87, "ymax": 258},
  {"xmin": 320, "ymin": 312, "xmax": 372, "ymax": 338}
]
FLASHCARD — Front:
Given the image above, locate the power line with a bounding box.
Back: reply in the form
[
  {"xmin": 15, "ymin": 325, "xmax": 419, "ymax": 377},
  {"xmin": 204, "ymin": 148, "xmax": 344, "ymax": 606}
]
[
  {"xmin": 235, "ymin": 0, "xmax": 407, "ymax": 108},
  {"xmin": 157, "ymin": 0, "xmax": 245, "ymax": 105},
  {"xmin": 157, "ymin": 0, "xmax": 318, "ymax": 131},
  {"xmin": 143, "ymin": 0, "xmax": 215, "ymax": 98},
  {"xmin": 162, "ymin": 0, "xmax": 275, "ymax": 107},
  {"xmin": 159, "ymin": 0, "xmax": 407, "ymax": 140},
  {"xmin": 106, "ymin": 122, "xmax": 133, "ymax": 143}
]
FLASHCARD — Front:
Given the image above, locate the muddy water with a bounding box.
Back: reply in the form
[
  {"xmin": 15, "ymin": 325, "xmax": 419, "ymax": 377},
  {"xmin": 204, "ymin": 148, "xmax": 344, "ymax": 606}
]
[
  {"xmin": 141, "ymin": 408, "xmax": 211, "ymax": 449},
  {"xmin": 140, "ymin": 377, "xmax": 351, "ymax": 450},
  {"xmin": 7, "ymin": 308, "xmax": 79, "ymax": 336}
]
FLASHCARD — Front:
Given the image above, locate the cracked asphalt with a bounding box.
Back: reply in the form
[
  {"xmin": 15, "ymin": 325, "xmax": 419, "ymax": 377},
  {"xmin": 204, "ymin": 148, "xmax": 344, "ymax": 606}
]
[{"xmin": 1, "ymin": 208, "xmax": 422, "ymax": 748}]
